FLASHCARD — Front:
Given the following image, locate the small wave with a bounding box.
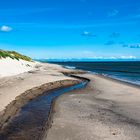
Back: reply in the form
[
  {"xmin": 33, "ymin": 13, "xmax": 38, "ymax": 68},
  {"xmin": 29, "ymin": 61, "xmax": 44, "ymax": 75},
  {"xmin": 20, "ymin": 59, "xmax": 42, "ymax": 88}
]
[
  {"xmin": 65, "ymin": 66, "xmax": 76, "ymax": 69},
  {"xmin": 107, "ymin": 75, "xmax": 140, "ymax": 86},
  {"xmin": 89, "ymin": 68, "xmax": 140, "ymax": 74},
  {"xmin": 88, "ymin": 71, "xmax": 140, "ymax": 86}
]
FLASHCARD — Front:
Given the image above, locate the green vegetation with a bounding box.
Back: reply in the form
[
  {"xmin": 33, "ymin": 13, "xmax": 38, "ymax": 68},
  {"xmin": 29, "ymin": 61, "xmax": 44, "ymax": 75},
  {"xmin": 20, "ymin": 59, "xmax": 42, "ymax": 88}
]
[{"xmin": 0, "ymin": 50, "xmax": 32, "ymax": 62}]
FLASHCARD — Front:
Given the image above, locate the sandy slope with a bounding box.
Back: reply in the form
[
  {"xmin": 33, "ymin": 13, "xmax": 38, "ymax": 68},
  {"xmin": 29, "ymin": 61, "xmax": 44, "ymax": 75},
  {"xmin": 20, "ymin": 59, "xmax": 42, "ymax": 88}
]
[
  {"xmin": 46, "ymin": 73, "xmax": 140, "ymax": 140},
  {"xmin": 0, "ymin": 58, "xmax": 36, "ymax": 77}
]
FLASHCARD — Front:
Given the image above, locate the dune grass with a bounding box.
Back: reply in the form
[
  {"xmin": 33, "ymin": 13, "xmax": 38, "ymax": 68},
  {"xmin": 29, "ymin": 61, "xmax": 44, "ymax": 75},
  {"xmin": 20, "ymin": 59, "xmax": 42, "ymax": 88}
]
[{"xmin": 0, "ymin": 50, "xmax": 32, "ymax": 62}]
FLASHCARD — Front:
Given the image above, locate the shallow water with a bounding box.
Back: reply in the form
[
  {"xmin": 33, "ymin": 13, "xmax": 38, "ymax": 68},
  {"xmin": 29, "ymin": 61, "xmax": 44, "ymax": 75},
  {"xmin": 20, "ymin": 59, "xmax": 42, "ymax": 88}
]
[{"xmin": 0, "ymin": 81, "xmax": 88, "ymax": 140}]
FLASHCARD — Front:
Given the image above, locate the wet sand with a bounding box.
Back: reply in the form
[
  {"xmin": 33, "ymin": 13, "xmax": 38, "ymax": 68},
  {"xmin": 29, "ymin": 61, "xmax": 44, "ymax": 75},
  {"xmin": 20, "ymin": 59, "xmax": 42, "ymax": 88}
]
[{"xmin": 46, "ymin": 73, "xmax": 140, "ymax": 140}]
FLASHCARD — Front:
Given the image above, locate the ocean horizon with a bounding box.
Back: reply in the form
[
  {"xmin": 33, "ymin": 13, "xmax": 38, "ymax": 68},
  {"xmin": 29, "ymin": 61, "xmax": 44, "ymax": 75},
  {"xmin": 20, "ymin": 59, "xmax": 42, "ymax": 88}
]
[{"xmin": 45, "ymin": 61, "xmax": 140, "ymax": 86}]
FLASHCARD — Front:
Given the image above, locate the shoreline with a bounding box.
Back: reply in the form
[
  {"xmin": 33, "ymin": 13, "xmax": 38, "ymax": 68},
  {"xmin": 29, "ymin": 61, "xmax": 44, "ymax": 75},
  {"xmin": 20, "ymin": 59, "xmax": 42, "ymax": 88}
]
[
  {"xmin": 94, "ymin": 73, "xmax": 140, "ymax": 89},
  {"xmin": 61, "ymin": 64, "xmax": 140, "ymax": 87},
  {"xmin": 64, "ymin": 66, "xmax": 140, "ymax": 88}
]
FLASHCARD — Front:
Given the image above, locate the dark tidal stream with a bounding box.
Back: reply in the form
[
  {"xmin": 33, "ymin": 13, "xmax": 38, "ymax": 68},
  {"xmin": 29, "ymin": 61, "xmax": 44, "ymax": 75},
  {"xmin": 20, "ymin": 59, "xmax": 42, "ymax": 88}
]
[{"xmin": 0, "ymin": 80, "xmax": 88, "ymax": 140}]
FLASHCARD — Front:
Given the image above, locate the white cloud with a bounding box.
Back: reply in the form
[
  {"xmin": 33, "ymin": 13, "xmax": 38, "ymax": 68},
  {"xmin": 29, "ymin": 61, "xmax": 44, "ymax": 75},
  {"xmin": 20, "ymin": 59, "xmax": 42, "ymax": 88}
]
[
  {"xmin": 0, "ymin": 25, "xmax": 13, "ymax": 32},
  {"xmin": 78, "ymin": 55, "xmax": 137, "ymax": 60},
  {"xmin": 89, "ymin": 56, "xmax": 137, "ymax": 59},
  {"xmin": 120, "ymin": 56, "xmax": 136, "ymax": 59},
  {"xmin": 81, "ymin": 31, "xmax": 97, "ymax": 37},
  {"xmin": 83, "ymin": 31, "xmax": 90, "ymax": 35}
]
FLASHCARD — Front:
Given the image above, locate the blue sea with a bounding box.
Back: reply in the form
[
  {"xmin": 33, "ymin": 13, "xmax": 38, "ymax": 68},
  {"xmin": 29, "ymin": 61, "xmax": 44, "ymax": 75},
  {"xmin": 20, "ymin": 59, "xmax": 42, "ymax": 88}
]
[{"xmin": 48, "ymin": 61, "xmax": 140, "ymax": 86}]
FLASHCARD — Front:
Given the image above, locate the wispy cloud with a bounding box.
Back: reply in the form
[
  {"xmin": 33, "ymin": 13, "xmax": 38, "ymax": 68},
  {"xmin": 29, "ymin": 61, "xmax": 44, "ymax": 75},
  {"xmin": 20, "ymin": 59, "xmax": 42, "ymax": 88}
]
[
  {"xmin": 108, "ymin": 9, "xmax": 119, "ymax": 17},
  {"xmin": 0, "ymin": 25, "xmax": 12, "ymax": 32},
  {"xmin": 131, "ymin": 14, "xmax": 140, "ymax": 19},
  {"xmin": 123, "ymin": 44, "xmax": 140, "ymax": 49},
  {"xmin": 105, "ymin": 41, "xmax": 115, "ymax": 45},
  {"xmin": 91, "ymin": 55, "xmax": 136, "ymax": 59},
  {"xmin": 56, "ymin": 55, "xmax": 137, "ymax": 60},
  {"xmin": 81, "ymin": 31, "xmax": 97, "ymax": 37},
  {"xmin": 119, "ymin": 55, "xmax": 136, "ymax": 59},
  {"xmin": 109, "ymin": 32, "xmax": 120, "ymax": 38},
  {"xmin": 0, "ymin": 8, "xmax": 56, "ymax": 16}
]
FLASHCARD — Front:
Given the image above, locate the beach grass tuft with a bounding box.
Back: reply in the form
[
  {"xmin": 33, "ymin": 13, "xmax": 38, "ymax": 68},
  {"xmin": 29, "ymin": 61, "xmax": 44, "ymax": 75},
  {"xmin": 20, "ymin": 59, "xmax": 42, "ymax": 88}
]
[{"xmin": 0, "ymin": 49, "xmax": 32, "ymax": 62}]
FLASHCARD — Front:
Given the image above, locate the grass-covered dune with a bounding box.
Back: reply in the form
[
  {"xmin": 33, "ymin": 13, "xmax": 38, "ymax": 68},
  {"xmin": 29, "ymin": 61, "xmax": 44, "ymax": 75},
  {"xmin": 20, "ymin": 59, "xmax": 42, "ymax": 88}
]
[{"xmin": 0, "ymin": 49, "xmax": 32, "ymax": 62}]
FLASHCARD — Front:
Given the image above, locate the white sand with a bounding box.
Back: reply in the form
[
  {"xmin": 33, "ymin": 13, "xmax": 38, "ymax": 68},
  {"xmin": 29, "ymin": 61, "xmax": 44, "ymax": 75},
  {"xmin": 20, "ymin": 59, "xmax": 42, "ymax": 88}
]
[{"xmin": 0, "ymin": 57, "xmax": 36, "ymax": 77}]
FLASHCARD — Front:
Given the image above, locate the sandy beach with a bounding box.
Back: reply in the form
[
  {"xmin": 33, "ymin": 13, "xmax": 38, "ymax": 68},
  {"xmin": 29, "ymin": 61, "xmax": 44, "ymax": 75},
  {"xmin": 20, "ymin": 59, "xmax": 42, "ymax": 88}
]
[
  {"xmin": 0, "ymin": 61, "xmax": 140, "ymax": 140},
  {"xmin": 45, "ymin": 73, "xmax": 140, "ymax": 140}
]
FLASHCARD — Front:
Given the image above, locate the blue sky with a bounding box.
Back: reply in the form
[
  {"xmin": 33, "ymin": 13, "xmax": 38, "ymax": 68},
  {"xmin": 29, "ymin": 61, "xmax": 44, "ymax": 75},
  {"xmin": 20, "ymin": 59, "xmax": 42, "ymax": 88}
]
[{"xmin": 0, "ymin": 0, "xmax": 140, "ymax": 59}]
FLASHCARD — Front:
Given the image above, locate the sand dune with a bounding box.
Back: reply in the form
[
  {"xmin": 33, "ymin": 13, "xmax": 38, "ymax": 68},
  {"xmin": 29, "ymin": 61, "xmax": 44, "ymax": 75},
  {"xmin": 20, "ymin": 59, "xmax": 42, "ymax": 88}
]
[{"xmin": 0, "ymin": 57, "xmax": 36, "ymax": 77}]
